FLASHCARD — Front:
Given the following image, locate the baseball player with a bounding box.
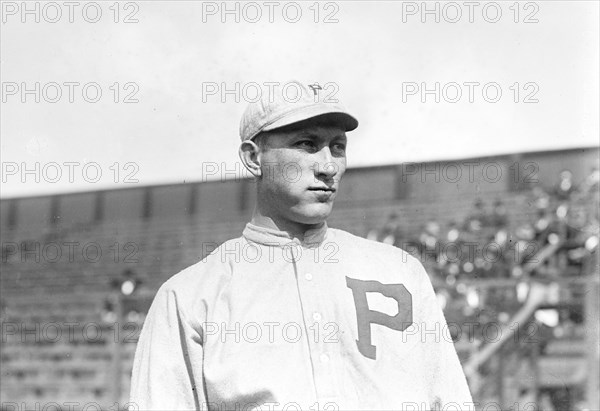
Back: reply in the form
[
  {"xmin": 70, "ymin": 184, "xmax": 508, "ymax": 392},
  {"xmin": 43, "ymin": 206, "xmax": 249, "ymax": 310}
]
[{"xmin": 130, "ymin": 81, "xmax": 474, "ymax": 410}]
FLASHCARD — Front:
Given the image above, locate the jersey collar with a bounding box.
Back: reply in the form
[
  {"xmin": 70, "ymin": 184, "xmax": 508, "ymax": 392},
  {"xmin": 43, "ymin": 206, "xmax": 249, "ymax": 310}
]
[{"xmin": 242, "ymin": 221, "xmax": 329, "ymax": 248}]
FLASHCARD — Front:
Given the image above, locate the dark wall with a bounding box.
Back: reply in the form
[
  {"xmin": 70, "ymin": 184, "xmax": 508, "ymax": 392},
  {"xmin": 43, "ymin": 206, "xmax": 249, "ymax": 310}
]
[{"xmin": 2, "ymin": 147, "xmax": 597, "ymax": 233}]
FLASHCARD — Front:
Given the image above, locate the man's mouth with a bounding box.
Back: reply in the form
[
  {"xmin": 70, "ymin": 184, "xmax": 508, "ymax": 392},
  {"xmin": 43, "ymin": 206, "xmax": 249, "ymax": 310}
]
[{"xmin": 308, "ymin": 187, "xmax": 336, "ymax": 193}]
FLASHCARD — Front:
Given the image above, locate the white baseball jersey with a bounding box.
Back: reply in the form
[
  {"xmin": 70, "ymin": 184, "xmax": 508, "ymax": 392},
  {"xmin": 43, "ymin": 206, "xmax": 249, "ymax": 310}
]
[{"xmin": 130, "ymin": 222, "xmax": 473, "ymax": 410}]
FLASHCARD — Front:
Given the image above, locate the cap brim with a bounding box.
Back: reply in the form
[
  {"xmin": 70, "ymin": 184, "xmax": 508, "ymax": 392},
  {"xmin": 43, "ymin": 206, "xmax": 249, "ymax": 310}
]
[{"xmin": 262, "ymin": 105, "xmax": 358, "ymax": 135}]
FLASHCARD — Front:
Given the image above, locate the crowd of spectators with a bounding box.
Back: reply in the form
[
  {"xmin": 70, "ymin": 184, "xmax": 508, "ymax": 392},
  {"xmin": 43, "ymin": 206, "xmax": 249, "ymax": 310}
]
[
  {"xmin": 367, "ymin": 168, "xmax": 599, "ymax": 410},
  {"xmin": 368, "ymin": 168, "xmax": 599, "ymax": 334},
  {"xmin": 371, "ymin": 169, "xmax": 598, "ymax": 284}
]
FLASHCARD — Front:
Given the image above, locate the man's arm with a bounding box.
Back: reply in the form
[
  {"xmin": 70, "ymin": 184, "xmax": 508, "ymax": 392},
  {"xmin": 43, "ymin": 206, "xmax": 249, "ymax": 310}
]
[
  {"xmin": 413, "ymin": 258, "xmax": 475, "ymax": 410},
  {"xmin": 130, "ymin": 283, "xmax": 206, "ymax": 410}
]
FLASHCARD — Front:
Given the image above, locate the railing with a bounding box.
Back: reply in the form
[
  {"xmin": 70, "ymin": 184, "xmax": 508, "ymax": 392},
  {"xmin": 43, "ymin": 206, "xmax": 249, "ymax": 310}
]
[
  {"xmin": 452, "ymin": 240, "xmax": 599, "ymax": 410},
  {"xmin": 463, "ymin": 242, "xmax": 563, "ymax": 380}
]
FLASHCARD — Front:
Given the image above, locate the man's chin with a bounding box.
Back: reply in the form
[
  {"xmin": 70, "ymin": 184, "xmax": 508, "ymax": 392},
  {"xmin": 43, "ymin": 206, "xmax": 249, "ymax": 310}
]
[{"xmin": 292, "ymin": 204, "xmax": 333, "ymax": 225}]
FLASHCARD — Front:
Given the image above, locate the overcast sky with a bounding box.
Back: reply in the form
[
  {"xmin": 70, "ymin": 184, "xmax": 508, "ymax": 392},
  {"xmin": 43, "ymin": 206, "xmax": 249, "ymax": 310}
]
[{"xmin": 1, "ymin": 0, "xmax": 598, "ymax": 198}]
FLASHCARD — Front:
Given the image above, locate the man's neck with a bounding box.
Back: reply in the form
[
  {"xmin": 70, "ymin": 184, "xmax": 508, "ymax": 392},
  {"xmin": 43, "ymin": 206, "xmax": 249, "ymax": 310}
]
[{"xmin": 250, "ymin": 208, "xmax": 324, "ymax": 241}]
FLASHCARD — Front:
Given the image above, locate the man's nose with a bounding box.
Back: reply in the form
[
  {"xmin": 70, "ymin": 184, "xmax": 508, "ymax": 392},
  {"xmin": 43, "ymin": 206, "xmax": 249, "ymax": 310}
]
[{"xmin": 314, "ymin": 147, "xmax": 338, "ymax": 179}]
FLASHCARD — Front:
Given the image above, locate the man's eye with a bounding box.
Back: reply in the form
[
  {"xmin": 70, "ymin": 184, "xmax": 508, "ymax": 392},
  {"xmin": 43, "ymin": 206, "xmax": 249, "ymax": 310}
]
[
  {"xmin": 296, "ymin": 140, "xmax": 316, "ymax": 149},
  {"xmin": 332, "ymin": 143, "xmax": 346, "ymax": 152}
]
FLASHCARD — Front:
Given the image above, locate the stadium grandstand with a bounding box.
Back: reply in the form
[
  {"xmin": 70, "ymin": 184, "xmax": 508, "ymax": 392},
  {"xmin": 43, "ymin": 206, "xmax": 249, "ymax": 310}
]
[{"xmin": 1, "ymin": 146, "xmax": 598, "ymax": 411}]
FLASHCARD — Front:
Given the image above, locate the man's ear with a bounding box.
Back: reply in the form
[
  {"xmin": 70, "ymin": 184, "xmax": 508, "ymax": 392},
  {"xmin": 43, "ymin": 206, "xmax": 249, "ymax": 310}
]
[{"xmin": 239, "ymin": 140, "xmax": 262, "ymax": 178}]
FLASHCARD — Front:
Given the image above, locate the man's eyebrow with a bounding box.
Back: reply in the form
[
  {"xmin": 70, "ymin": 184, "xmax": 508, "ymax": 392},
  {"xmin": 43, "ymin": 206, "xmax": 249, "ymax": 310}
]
[
  {"xmin": 294, "ymin": 132, "xmax": 346, "ymax": 139},
  {"xmin": 293, "ymin": 131, "xmax": 318, "ymax": 139},
  {"xmin": 288, "ymin": 132, "xmax": 346, "ymax": 145}
]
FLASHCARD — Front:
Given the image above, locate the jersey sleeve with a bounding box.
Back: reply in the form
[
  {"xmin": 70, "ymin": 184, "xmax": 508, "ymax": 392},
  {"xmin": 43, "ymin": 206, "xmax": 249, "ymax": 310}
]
[
  {"xmin": 412, "ymin": 257, "xmax": 475, "ymax": 410},
  {"xmin": 129, "ymin": 283, "xmax": 206, "ymax": 410}
]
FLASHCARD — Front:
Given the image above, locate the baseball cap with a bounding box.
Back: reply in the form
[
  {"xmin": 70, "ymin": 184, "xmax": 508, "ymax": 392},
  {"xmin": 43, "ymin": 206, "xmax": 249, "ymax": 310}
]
[{"xmin": 239, "ymin": 80, "xmax": 359, "ymax": 142}]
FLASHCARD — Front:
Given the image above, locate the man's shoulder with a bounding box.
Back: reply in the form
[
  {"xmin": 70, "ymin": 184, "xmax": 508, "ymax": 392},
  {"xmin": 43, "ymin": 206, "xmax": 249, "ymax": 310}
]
[
  {"xmin": 329, "ymin": 228, "xmax": 431, "ymax": 287},
  {"xmin": 329, "ymin": 227, "xmax": 419, "ymax": 263},
  {"xmin": 158, "ymin": 236, "xmax": 245, "ymax": 295}
]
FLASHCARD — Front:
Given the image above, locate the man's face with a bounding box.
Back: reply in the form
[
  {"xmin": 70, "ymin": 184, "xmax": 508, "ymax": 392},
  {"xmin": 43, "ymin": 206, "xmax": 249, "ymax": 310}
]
[{"xmin": 256, "ymin": 124, "xmax": 347, "ymax": 226}]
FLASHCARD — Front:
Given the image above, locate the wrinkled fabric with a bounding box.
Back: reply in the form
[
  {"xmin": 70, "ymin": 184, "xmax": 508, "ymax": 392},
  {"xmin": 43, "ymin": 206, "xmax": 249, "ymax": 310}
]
[{"xmin": 130, "ymin": 223, "xmax": 473, "ymax": 410}]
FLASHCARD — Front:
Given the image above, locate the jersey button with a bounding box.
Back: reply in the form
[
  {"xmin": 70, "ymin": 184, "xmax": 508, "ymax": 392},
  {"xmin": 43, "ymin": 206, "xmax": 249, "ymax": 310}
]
[
  {"xmin": 319, "ymin": 353, "xmax": 330, "ymax": 363},
  {"xmin": 312, "ymin": 312, "xmax": 322, "ymax": 321},
  {"xmin": 305, "ymin": 273, "xmax": 313, "ymax": 281}
]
